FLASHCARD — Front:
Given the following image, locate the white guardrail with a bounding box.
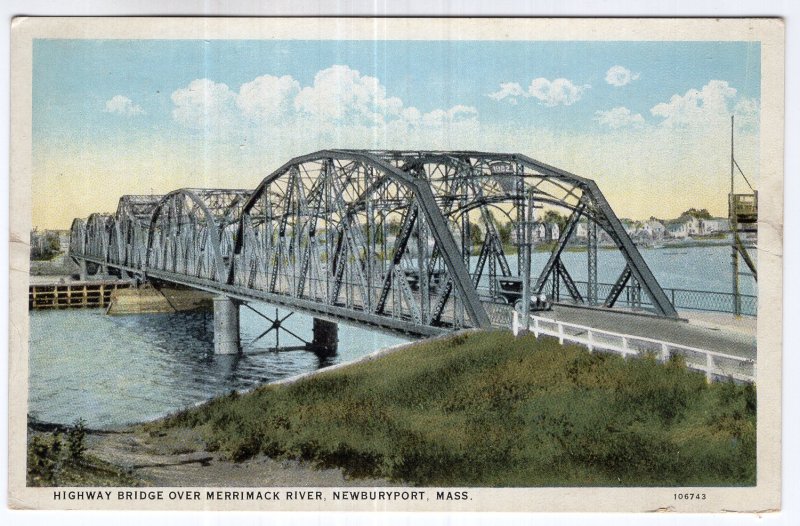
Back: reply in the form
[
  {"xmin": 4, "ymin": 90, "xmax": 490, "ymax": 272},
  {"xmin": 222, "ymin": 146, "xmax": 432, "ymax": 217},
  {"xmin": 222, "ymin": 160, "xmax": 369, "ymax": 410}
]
[{"xmin": 512, "ymin": 311, "xmax": 755, "ymax": 383}]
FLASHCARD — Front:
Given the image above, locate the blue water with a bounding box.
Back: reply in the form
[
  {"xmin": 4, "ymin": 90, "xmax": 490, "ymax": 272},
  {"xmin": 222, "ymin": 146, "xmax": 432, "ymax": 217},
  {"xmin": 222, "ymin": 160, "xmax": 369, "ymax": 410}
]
[
  {"xmin": 476, "ymin": 244, "xmax": 756, "ymax": 296},
  {"xmin": 28, "ymin": 307, "xmax": 407, "ymax": 428},
  {"xmin": 28, "ymin": 244, "xmax": 754, "ymax": 428}
]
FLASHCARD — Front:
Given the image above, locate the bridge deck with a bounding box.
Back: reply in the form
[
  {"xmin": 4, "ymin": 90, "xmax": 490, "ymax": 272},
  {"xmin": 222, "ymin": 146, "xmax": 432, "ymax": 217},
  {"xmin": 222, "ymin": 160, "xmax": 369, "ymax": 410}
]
[{"xmin": 539, "ymin": 304, "xmax": 756, "ymax": 360}]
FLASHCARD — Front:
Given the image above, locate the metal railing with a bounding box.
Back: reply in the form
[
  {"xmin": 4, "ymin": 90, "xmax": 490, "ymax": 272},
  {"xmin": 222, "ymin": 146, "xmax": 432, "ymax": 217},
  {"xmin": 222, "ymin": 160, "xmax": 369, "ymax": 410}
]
[
  {"xmin": 512, "ymin": 311, "xmax": 755, "ymax": 383},
  {"xmin": 546, "ymin": 280, "xmax": 757, "ymax": 317}
]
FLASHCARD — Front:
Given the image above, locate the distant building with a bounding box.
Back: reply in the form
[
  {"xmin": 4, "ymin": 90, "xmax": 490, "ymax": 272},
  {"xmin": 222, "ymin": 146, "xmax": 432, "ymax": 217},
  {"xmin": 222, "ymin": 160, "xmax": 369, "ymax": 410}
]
[
  {"xmin": 700, "ymin": 218, "xmax": 730, "ymax": 235},
  {"xmin": 665, "ymin": 215, "xmax": 701, "ymax": 239},
  {"xmin": 641, "ymin": 220, "xmax": 666, "ymax": 239},
  {"xmin": 620, "ymin": 220, "xmax": 639, "ymax": 237},
  {"xmin": 548, "ymin": 223, "xmax": 560, "ymax": 241},
  {"xmin": 511, "ymin": 221, "xmax": 562, "ymax": 244},
  {"xmin": 574, "ymin": 221, "xmax": 587, "ymax": 241}
]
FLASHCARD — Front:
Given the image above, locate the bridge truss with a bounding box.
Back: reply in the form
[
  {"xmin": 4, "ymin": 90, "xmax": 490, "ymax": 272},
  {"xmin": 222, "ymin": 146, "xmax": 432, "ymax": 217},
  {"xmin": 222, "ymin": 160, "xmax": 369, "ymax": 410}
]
[{"xmin": 70, "ymin": 150, "xmax": 677, "ymax": 337}]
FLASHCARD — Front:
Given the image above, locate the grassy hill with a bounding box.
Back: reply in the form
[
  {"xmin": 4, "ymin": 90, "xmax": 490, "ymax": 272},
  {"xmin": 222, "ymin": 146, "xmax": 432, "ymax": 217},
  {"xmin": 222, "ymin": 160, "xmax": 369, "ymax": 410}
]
[{"xmin": 149, "ymin": 330, "xmax": 756, "ymax": 487}]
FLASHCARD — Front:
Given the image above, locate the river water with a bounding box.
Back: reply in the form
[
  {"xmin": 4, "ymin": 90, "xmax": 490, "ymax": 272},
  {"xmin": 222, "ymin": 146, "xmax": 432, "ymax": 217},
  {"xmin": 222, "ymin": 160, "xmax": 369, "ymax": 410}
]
[{"xmin": 28, "ymin": 244, "xmax": 755, "ymax": 429}]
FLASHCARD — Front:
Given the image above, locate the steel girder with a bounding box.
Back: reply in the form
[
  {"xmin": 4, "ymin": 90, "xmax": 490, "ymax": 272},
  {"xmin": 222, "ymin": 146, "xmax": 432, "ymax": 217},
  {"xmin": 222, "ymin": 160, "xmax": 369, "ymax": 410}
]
[
  {"xmin": 360, "ymin": 150, "xmax": 677, "ymax": 318},
  {"xmin": 229, "ymin": 150, "xmax": 491, "ymax": 330},
  {"xmin": 145, "ymin": 189, "xmax": 250, "ymax": 282},
  {"xmin": 68, "ymin": 149, "xmax": 678, "ymax": 337},
  {"xmin": 112, "ymin": 195, "xmax": 163, "ymax": 268}
]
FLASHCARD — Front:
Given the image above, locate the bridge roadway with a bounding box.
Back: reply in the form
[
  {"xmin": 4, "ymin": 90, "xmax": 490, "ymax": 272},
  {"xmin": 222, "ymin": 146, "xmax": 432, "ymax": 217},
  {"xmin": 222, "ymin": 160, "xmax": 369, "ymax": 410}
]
[
  {"xmin": 539, "ymin": 304, "xmax": 757, "ymax": 360},
  {"xmin": 85, "ymin": 254, "xmax": 755, "ymax": 362},
  {"xmin": 79, "ymin": 256, "xmax": 450, "ymax": 338},
  {"xmin": 70, "ymin": 150, "xmax": 753, "ymax": 355}
]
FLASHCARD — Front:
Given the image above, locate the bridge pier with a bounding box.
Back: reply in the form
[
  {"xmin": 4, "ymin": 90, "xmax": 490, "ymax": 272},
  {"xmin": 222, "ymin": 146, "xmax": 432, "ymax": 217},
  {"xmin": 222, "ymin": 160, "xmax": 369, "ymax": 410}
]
[
  {"xmin": 309, "ymin": 318, "xmax": 338, "ymax": 356},
  {"xmin": 213, "ymin": 295, "xmax": 240, "ymax": 355},
  {"xmin": 78, "ymin": 259, "xmax": 88, "ymax": 281}
]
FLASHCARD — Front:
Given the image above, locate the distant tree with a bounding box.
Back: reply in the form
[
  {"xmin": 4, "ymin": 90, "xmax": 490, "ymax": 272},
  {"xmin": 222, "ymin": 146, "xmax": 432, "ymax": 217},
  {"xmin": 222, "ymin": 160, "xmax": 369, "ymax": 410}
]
[
  {"xmin": 30, "ymin": 229, "xmax": 61, "ymax": 261},
  {"xmin": 469, "ymin": 222, "xmax": 484, "ymax": 247},
  {"xmin": 681, "ymin": 208, "xmax": 712, "ymax": 220},
  {"xmin": 387, "ymin": 220, "xmax": 402, "ymax": 236},
  {"xmin": 497, "ymin": 222, "xmax": 513, "ymax": 245},
  {"xmin": 543, "ymin": 210, "xmax": 568, "ymax": 234}
]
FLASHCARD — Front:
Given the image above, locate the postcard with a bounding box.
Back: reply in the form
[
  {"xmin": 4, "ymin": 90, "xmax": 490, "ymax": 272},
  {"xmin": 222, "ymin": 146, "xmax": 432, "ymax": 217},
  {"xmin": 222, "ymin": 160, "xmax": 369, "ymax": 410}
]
[{"xmin": 8, "ymin": 17, "xmax": 784, "ymax": 512}]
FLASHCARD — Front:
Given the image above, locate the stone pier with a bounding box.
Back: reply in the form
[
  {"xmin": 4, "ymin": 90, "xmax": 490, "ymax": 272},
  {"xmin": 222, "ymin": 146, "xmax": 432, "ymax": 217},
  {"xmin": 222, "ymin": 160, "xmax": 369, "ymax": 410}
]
[{"xmin": 213, "ymin": 295, "xmax": 240, "ymax": 355}]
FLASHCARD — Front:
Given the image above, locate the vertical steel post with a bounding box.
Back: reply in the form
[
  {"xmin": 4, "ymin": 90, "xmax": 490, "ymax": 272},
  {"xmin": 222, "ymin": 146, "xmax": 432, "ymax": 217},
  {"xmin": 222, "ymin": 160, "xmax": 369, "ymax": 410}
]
[
  {"xmin": 730, "ymin": 115, "xmax": 741, "ymax": 316},
  {"xmin": 366, "ymin": 198, "xmax": 374, "ymax": 312},
  {"xmin": 516, "ymin": 172, "xmax": 525, "ymax": 274},
  {"xmin": 521, "ymin": 189, "xmax": 533, "ymax": 331},
  {"xmin": 418, "ymin": 213, "xmax": 429, "ymax": 323},
  {"xmin": 587, "ymin": 219, "xmax": 598, "ymax": 305}
]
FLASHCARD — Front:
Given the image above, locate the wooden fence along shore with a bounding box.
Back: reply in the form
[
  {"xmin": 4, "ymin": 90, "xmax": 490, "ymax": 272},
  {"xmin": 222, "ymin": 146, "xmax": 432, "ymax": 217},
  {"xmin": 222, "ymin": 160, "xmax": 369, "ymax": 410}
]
[{"xmin": 28, "ymin": 280, "xmax": 132, "ymax": 310}]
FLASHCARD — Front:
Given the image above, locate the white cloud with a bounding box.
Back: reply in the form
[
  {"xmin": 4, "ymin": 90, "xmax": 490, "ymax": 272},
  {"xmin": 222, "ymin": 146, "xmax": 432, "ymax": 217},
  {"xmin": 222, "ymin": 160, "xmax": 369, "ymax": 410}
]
[
  {"xmin": 605, "ymin": 65, "xmax": 640, "ymax": 87},
  {"xmin": 237, "ymin": 74, "xmax": 300, "ymax": 120},
  {"xmin": 170, "ymin": 65, "xmax": 477, "ymax": 141},
  {"xmin": 294, "ymin": 65, "xmax": 404, "ymax": 126},
  {"xmin": 104, "ymin": 95, "xmax": 144, "ymax": 116},
  {"xmin": 650, "ymin": 80, "xmax": 759, "ymax": 132},
  {"xmin": 528, "ymin": 78, "xmax": 589, "ymax": 106},
  {"xmin": 594, "ymin": 106, "xmax": 645, "ymax": 129},
  {"xmin": 171, "ymin": 78, "xmax": 237, "ymax": 131},
  {"xmin": 488, "ymin": 82, "xmax": 526, "ymax": 104},
  {"xmin": 420, "ymin": 105, "xmax": 478, "ymax": 127},
  {"xmin": 488, "ymin": 78, "xmax": 589, "ymax": 106}
]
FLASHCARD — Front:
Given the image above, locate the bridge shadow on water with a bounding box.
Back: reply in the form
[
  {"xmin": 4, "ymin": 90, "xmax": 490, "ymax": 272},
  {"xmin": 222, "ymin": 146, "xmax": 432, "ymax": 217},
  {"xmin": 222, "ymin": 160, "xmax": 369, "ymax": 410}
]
[
  {"xmin": 110, "ymin": 308, "xmax": 338, "ymax": 378},
  {"xmin": 28, "ymin": 306, "xmax": 404, "ymax": 428}
]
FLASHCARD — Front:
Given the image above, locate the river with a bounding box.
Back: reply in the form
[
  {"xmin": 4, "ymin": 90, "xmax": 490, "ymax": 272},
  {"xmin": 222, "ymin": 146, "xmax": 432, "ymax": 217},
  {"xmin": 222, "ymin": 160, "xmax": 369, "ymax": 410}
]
[{"xmin": 28, "ymin": 244, "xmax": 755, "ymax": 429}]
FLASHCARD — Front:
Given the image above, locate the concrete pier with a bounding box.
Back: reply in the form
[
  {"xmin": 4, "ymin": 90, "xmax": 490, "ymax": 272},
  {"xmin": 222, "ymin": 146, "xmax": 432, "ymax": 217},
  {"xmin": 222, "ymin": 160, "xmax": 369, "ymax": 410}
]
[
  {"xmin": 78, "ymin": 260, "xmax": 88, "ymax": 281},
  {"xmin": 213, "ymin": 295, "xmax": 240, "ymax": 355},
  {"xmin": 310, "ymin": 318, "xmax": 338, "ymax": 356}
]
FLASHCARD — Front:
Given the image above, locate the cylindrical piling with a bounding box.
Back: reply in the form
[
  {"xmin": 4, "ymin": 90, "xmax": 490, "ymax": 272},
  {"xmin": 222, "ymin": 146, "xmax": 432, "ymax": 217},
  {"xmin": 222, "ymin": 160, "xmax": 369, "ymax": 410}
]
[{"xmin": 213, "ymin": 295, "xmax": 240, "ymax": 355}]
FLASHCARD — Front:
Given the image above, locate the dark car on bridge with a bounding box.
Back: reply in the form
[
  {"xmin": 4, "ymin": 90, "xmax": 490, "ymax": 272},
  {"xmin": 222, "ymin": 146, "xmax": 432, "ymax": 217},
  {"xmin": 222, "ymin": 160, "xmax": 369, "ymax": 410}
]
[{"xmin": 496, "ymin": 277, "xmax": 552, "ymax": 311}]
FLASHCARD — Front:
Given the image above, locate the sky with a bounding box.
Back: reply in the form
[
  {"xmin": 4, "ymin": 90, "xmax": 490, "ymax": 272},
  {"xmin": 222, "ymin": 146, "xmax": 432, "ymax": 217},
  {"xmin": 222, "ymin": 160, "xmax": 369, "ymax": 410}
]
[{"xmin": 32, "ymin": 39, "xmax": 761, "ymax": 229}]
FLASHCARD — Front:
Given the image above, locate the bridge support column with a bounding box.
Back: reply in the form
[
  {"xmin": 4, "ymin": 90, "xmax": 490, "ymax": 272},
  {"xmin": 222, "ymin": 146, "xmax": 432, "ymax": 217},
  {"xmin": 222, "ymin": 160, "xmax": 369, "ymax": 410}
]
[
  {"xmin": 310, "ymin": 318, "xmax": 338, "ymax": 356},
  {"xmin": 213, "ymin": 295, "xmax": 240, "ymax": 355},
  {"xmin": 78, "ymin": 259, "xmax": 88, "ymax": 281}
]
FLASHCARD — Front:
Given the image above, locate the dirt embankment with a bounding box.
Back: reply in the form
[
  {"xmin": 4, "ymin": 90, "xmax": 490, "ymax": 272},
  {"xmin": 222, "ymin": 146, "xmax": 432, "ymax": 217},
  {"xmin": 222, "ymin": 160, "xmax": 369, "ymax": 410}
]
[{"xmin": 81, "ymin": 426, "xmax": 393, "ymax": 487}]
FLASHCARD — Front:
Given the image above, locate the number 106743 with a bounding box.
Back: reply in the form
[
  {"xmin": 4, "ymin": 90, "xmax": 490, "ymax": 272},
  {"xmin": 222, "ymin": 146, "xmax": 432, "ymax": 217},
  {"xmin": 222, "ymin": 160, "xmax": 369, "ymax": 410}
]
[{"xmin": 674, "ymin": 493, "xmax": 707, "ymax": 501}]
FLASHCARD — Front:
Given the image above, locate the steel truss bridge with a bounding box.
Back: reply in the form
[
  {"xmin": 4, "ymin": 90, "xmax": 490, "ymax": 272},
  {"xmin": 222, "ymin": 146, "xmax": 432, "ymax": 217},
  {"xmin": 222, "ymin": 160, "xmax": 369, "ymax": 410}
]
[{"xmin": 69, "ymin": 150, "xmax": 678, "ymax": 339}]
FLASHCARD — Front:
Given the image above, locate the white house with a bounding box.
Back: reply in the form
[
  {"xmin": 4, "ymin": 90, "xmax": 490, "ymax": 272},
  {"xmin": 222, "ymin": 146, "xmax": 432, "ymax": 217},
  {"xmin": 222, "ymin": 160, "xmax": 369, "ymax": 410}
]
[
  {"xmin": 666, "ymin": 216, "xmax": 701, "ymax": 239},
  {"xmin": 641, "ymin": 220, "xmax": 666, "ymax": 239},
  {"xmin": 700, "ymin": 218, "xmax": 730, "ymax": 235},
  {"xmin": 511, "ymin": 221, "xmax": 562, "ymax": 243},
  {"xmin": 549, "ymin": 223, "xmax": 560, "ymax": 241},
  {"xmin": 574, "ymin": 221, "xmax": 588, "ymax": 240}
]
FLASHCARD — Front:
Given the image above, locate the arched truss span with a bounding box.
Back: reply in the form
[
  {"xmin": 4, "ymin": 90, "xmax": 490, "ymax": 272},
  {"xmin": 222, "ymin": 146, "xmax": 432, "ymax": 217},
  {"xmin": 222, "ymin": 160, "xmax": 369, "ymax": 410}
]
[
  {"xmin": 68, "ymin": 149, "xmax": 677, "ymax": 337},
  {"xmin": 363, "ymin": 150, "xmax": 677, "ymax": 317},
  {"xmin": 230, "ymin": 150, "xmax": 490, "ymax": 329},
  {"xmin": 69, "ymin": 218, "xmax": 87, "ymax": 259},
  {"xmin": 84, "ymin": 213, "xmax": 114, "ymax": 263},
  {"xmin": 111, "ymin": 195, "xmax": 163, "ymax": 268},
  {"xmin": 145, "ymin": 189, "xmax": 251, "ymax": 282}
]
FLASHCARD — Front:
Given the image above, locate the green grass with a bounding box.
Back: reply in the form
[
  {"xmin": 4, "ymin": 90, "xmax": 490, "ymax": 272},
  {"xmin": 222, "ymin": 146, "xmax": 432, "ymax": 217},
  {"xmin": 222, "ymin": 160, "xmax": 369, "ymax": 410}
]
[
  {"xmin": 27, "ymin": 431, "xmax": 142, "ymax": 487},
  {"xmin": 151, "ymin": 331, "xmax": 756, "ymax": 487}
]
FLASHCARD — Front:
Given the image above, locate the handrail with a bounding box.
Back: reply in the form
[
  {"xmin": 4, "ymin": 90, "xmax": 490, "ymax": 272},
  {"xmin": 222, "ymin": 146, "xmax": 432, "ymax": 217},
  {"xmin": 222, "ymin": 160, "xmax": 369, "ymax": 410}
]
[{"xmin": 512, "ymin": 311, "xmax": 755, "ymax": 383}]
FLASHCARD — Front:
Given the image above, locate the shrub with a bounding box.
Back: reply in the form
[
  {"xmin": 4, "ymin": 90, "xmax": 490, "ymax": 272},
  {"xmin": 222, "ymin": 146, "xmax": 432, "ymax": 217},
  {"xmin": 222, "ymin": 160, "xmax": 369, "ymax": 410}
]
[{"xmin": 67, "ymin": 418, "xmax": 87, "ymax": 463}]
